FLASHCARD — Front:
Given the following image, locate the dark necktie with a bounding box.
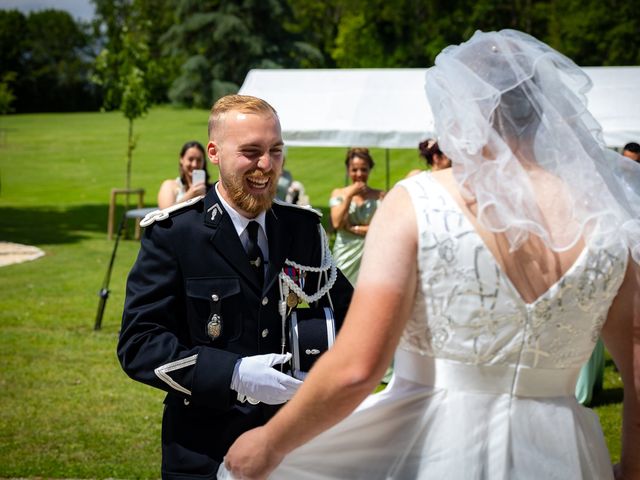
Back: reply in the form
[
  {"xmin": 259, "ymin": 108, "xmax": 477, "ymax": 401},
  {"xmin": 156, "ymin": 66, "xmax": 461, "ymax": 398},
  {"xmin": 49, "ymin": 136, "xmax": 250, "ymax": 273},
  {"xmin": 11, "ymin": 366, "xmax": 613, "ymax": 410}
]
[{"xmin": 246, "ymin": 221, "xmax": 264, "ymax": 285}]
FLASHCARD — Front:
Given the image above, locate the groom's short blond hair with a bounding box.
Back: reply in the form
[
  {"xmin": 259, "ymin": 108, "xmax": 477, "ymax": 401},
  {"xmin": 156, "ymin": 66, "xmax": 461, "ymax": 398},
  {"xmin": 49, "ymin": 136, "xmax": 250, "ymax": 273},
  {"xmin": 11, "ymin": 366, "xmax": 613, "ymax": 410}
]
[{"xmin": 208, "ymin": 95, "xmax": 278, "ymax": 140}]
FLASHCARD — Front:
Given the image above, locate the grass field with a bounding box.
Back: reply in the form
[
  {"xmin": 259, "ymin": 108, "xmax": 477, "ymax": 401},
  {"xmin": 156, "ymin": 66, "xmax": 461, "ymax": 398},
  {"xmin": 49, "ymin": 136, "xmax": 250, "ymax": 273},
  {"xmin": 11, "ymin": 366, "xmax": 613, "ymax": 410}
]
[{"xmin": 0, "ymin": 107, "xmax": 623, "ymax": 478}]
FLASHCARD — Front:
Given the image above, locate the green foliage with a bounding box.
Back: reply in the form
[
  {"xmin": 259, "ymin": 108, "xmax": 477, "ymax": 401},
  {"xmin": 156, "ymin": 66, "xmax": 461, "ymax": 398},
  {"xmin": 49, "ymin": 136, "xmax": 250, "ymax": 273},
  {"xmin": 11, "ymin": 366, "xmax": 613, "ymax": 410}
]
[
  {"xmin": 0, "ymin": 10, "xmax": 28, "ymax": 74},
  {"xmin": 92, "ymin": 0, "xmax": 179, "ymax": 107},
  {"xmin": 162, "ymin": 0, "xmax": 323, "ymax": 108},
  {"xmin": 0, "ymin": 108, "xmax": 625, "ymax": 476},
  {"xmin": 0, "ymin": 72, "xmax": 16, "ymax": 114},
  {"xmin": 550, "ymin": 0, "xmax": 640, "ymax": 65},
  {"xmin": 287, "ymin": 0, "xmax": 640, "ymax": 68},
  {"xmin": 92, "ymin": 1, "xmax": 156, "ymax": 191},
  {"xmin": 93, "ymin": 27, "xmax": 151, "ymax": 121},
  {"xmin": 329, "ymin": 0, "xmax": 466, "ymax": 68},
  {"xmin": 0, "ymin": 9, "xmax": 99, "ymax": 112},
  {"xmin": 286, "ymin": 0, "xmax": 344, "ymax": 67},
  {"xmin": 129, "ymin": 0, "xmax": 182, "ymax": 103},
  {"xmin": 3, "ymin": 1, "xmax": 640, "ymax": 113},
  {"xmin": 333, "ymin": 11, "xmax": 386, "ymax": 67}
]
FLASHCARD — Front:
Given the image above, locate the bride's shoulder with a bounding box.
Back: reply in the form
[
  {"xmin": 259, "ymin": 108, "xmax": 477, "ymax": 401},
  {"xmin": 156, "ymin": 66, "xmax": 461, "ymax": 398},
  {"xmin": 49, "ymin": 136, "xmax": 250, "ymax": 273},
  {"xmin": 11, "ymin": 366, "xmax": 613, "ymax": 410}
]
[
  {"xmin": 429, "ymin": 168, "xmax": 461, "ymax": 197},
  {"xmin": 397, "ymin": 167, "xmax": 448, "ymax": 194},
  {"xmin": 376, "ymin": 185, "xmax": 415, "ymax": 220}
]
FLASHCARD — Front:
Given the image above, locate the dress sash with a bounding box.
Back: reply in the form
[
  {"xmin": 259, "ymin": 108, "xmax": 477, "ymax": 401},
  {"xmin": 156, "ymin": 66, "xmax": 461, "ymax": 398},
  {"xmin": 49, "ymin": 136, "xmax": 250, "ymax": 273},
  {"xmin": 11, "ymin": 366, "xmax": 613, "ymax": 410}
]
[{"xmin": 394, "ymin": 348, "xmax": 581, "ymax": 398}]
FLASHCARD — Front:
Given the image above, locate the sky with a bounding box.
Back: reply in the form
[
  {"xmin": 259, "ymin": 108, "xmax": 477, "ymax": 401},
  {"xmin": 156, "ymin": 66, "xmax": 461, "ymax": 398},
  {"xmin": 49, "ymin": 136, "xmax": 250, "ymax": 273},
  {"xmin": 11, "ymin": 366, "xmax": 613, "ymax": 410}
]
[{"xmin": 0, "ymin": 0, "xmax": 95, "ymax": 21}]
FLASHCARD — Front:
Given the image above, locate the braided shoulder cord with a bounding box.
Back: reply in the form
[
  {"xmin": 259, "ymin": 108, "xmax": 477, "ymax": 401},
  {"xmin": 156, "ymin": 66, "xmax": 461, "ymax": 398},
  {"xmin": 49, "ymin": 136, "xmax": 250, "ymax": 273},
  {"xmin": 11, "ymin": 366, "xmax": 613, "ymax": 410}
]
[
  {"xmin": 278, "ymin": 226, "xmax": 337, "ymax": 304},
  {"xmin": 278, "ymin": 226, "xmax": 337, "ymax": 356}
]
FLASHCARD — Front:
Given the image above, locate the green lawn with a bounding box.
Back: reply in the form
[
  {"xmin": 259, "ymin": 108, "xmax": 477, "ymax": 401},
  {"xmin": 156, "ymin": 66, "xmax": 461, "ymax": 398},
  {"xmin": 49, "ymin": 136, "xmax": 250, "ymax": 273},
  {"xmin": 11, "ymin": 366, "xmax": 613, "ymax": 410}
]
[{"xmin": 0, "ymin": 107, "xmax": 623, "ymax": 478}]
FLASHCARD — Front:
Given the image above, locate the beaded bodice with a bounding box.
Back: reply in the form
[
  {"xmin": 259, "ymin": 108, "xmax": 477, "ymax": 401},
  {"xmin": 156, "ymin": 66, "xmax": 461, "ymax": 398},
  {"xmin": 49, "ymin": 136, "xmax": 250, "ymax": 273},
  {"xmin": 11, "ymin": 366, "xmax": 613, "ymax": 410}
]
[{"xmin": 398, "ymin": 173, "xmax": 628, "ymax": 369}]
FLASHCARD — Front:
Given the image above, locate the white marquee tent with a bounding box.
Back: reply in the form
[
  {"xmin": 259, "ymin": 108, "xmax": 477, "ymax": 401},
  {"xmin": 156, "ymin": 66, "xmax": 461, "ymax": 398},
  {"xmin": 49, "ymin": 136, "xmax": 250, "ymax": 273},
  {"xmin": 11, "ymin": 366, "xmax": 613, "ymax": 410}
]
[{"xmin": 239, "ymin": 67, "xmax": 640, "ymax": 149}]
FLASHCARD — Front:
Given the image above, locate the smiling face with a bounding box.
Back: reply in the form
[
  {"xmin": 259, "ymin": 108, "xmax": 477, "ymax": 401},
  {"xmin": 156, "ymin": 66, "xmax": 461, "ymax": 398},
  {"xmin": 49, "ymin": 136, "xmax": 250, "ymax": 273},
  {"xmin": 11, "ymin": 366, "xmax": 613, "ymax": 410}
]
[
  {"xmin": 179, "ymin": 146, "xmax": 205, "ymax": 182},
  {"xmin": 208, "ymin": 110, "xmax": 284, "ymax": 217},
  {"xmin": 347, "ymin": 156, "xmax": 371, "ymax": 184}
]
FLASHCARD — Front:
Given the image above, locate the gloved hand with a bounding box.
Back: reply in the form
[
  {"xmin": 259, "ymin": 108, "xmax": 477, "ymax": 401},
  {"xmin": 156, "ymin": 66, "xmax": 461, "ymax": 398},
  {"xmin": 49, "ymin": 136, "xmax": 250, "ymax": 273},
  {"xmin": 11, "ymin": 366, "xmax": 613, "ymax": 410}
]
[{"xmin": 230, "ymin": 353, "xmax": 302, "ymax": 405}]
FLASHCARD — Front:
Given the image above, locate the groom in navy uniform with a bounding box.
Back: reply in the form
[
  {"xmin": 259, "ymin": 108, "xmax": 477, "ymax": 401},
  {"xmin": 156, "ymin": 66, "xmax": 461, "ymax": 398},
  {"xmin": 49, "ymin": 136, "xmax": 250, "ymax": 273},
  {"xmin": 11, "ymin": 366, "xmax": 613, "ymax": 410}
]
[{"xmin": 118, "ymin": 94, "xmax": 353, "ymax": 479}]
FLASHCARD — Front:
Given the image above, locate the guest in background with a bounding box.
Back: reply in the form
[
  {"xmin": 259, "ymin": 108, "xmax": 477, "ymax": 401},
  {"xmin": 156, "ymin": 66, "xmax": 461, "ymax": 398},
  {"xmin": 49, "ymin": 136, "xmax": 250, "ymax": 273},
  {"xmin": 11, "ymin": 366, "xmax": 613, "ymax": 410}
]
[
  {"xmin": 157, "ymin": 140, "xmax": 209, "ymax": 208},
  {"xmin": 276, "ymin": 169, "xmax": 294, "ymax": 201},
  {"xmin": 575, "ymin": 338, "xmax": 605, "ymax": 405},
  {"xmin": 329, "ymin": 147, "xmax": 385, "ymax": 285},
  {"xmin": 576, "ymin": 140, "xmax": 640, "ymax": 405},
  {"xmin": 276, "ymin": 155, "xmax": 309, "ymax": 206},
  {"xmin": 622, "ymin": 142, "xmax": 640, "ymax": 162},
  {"xmin": 406, "ymin": 138, "xmax": 452, "ymax": 177}
]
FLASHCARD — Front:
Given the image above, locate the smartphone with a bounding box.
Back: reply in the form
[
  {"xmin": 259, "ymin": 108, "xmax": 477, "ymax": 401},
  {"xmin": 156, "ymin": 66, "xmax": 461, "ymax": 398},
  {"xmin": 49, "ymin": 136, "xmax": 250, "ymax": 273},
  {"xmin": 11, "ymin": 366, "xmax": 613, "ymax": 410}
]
[{"xmin": 192, "ymin": 169, "xmax": 206, "ymax": 185}]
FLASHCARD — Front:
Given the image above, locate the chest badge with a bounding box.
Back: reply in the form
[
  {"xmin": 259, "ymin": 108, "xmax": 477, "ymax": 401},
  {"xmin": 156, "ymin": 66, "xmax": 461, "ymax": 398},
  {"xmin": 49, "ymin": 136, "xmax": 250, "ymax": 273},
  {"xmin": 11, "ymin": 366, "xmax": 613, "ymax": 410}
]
[
  {"xmin": 286, "ymin": 291, "xmax": 299, "ymax": 309},
  {"xmin": 207, "ymin": 313, "xmax": 222, "ymax": 340}
]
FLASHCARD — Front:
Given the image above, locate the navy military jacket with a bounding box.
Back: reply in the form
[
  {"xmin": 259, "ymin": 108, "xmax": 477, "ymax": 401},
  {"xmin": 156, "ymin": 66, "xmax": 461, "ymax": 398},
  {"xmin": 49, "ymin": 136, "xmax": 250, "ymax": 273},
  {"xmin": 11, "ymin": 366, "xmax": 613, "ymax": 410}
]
[{"xmin": 118, "ymin": 186, "xmax": 353, "ymax": 479}]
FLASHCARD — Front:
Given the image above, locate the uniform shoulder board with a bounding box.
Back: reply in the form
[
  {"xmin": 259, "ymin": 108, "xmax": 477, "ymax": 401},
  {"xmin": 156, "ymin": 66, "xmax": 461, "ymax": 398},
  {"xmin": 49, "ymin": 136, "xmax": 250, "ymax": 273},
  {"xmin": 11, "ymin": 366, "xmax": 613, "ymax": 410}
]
[
  {"xmin": 272, "ymin": 198, "xmax": 322, "ymax": 217},
  {"xmin": 140, "ymin": 195, "xmax": 204, "ymax": 227}
]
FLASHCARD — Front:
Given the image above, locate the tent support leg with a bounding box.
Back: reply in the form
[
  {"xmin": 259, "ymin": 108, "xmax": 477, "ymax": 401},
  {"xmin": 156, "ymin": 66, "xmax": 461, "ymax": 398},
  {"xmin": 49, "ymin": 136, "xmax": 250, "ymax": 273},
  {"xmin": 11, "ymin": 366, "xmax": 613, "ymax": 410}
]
[{"xmin": 385, "ymin": 149, "xmax": 390, "ymax": 191}]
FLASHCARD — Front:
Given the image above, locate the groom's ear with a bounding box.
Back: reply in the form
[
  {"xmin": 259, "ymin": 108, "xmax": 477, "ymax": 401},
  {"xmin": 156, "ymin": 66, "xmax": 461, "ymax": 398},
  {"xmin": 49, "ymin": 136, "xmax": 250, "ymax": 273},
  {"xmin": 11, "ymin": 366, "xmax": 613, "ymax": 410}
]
[{"xmin": 208, "ymin": 141, "xmax": 220, "ymax": 165}]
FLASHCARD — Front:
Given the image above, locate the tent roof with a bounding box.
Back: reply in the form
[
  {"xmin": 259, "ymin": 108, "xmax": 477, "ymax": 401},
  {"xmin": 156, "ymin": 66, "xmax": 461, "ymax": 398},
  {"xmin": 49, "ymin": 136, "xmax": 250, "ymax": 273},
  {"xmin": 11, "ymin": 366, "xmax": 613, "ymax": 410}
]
[
  {"xmin": 581, "ymin": 66, "xmax": 640, "ymax": 147},
  {"xmin": 238, "ymin": 67, "xmax": 640, "ymax": 149}
]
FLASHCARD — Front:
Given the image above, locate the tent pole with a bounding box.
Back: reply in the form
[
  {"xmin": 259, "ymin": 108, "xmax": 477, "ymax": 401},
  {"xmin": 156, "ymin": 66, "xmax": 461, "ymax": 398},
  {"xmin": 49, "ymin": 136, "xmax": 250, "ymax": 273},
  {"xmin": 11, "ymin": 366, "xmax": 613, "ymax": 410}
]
[{"xmin": 385, "ymin": 149, "xmax": 390, "ymax": 191}]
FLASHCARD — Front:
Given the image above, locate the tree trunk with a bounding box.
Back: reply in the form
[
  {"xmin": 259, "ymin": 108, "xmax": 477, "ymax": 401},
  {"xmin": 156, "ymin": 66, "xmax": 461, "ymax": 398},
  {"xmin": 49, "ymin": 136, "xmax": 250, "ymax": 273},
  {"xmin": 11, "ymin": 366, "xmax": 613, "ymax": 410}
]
[{"xmin": 125, "ymin": 117, "xmax": 134, "ymax": 214}]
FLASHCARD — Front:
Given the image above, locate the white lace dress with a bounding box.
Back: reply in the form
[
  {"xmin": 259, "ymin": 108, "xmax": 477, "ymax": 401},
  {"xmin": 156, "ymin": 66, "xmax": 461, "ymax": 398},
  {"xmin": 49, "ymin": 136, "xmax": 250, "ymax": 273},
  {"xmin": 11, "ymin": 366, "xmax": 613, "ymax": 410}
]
[{"xmin": 222, "ymin": 172, "xmax": 628, "ymax": 480}]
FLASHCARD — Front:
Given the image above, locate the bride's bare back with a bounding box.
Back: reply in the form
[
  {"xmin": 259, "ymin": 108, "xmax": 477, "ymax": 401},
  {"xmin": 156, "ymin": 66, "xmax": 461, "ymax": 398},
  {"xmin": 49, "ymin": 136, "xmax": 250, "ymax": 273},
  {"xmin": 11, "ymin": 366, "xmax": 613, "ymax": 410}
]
[{"xmin": 432, "ymin": 168, "xmax": 586, "ymax": 304}]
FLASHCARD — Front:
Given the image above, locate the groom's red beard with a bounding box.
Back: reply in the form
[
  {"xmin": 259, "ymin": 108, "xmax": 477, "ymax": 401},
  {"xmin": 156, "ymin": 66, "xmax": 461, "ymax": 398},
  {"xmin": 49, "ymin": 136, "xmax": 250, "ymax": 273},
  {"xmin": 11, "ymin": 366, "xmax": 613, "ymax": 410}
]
[{"xmin": 221, "ymin": 169, "xmax": 278, "ymax": 216}]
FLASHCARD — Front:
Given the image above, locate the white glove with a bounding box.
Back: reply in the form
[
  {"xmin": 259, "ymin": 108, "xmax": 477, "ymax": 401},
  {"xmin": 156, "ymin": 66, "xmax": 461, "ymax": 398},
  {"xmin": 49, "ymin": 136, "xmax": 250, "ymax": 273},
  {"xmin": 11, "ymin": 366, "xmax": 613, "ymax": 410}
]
[
  {"xmin": 230, "ymin": 352, "xmax": 302, "ymax": 405},
  {"xmin": 216, "ymin": 461, "xmax": 235, "ymax": 480}
]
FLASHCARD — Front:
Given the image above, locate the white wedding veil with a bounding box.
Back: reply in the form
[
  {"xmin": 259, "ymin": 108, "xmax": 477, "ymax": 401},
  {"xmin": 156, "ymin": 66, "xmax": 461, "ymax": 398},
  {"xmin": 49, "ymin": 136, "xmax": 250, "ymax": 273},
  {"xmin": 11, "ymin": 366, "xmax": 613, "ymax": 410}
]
[{"xmin": 425, "ymin": 29, "xmax": 640, "ymax": 262}]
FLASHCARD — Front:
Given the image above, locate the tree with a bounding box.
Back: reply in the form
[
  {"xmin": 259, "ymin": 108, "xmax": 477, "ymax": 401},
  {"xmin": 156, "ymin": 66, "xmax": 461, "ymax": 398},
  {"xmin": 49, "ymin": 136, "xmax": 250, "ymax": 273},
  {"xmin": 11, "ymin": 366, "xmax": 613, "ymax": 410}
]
[
  {"xmin": 92, "ymin": 0, "xmax": 181, "ymax": 104},
  {"xmin": 0, "ymin": 73, "xmax": 16, "ymax": 115},
  {"xmin": 24, "ymin": 10, "xmax": 100, "ymax": 111},
  {"xmin": 305, "ymin": 0, "xmax": 448, "ymax": 68},
  {"xmin": 92, "ymin": 1, "xmax": 153, "ymax": 198},
  {"xmin": 0, "ymin": 9, "xmax": 100, "ymax": 112},
  {"xmin": 134, "ymin": 0, "xmax": 181, "ymax": 103},
  {"xmin": 0, "ymin": 10, "xmax": 28, "ymax": 77},
  {"xmin": 286, "ymin": 0, "xmax": 345, "ymax": 67},
  {"xmin": 161, "ymin": 0, "xmax": 323, "ymax": 108},
  {"xmin": 549, "ymin": 0, "xmax": 640, "ymax": 66},
  {"xmin": 0, "ymin": 11, "xmax": 20, "ymax": 115},
  {"xmin": 286, "ymin": 0, "xmax": 472, "ymax": 69}
]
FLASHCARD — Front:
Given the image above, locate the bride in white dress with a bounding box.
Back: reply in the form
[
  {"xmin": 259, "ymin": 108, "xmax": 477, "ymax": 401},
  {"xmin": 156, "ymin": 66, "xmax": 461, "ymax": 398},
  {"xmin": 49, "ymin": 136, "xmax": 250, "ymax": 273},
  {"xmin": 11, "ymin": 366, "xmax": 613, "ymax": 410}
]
[{"xmin": 220, "ymin": 30, "xmax": 640, "ymax": 480}]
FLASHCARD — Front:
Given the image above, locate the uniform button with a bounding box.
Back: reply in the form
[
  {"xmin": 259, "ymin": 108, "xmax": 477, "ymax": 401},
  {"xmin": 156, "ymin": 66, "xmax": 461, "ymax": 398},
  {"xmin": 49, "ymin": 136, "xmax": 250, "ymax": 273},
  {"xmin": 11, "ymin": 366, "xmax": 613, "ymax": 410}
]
[
  {"xmin": 211, "ymin": 294, "xmax": 219, "ymax": 302},
  {"xmin": 261, "ymin": 297, "xmax": 268, "ymax": 306},
  {"xmin": 183, "ymin": 398, "xmax": 190, "ymax": 406},
  {"xmin": 261, "ymin": 329, "xmax": 269, "ymax": 338}
]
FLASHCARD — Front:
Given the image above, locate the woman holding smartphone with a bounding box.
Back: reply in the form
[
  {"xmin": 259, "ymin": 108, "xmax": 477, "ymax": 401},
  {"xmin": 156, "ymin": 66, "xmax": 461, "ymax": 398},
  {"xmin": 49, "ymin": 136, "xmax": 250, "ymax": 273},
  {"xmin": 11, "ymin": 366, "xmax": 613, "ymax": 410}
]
[{"xmin": 157, "ymin": 140, "xmax": 209, "ymax": 208}]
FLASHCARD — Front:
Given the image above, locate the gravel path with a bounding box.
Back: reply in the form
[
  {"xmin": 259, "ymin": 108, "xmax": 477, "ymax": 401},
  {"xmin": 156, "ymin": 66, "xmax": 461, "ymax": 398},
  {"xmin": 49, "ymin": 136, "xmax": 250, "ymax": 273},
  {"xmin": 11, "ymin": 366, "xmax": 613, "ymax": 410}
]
[{"xmin": 0, "ymin": 241, "xmax": 45, "ymax": 267}]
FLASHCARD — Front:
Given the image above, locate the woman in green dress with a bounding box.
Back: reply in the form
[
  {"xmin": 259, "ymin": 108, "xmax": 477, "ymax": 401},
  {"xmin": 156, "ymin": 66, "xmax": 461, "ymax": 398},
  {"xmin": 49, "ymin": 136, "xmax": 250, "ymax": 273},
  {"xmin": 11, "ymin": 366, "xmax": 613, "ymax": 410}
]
[
  {"xmin": 329, "ymin": 148, "xmax": 385, "ymax": 285},
  {"xmin": 575, "ymin": 338, "xmax": 605, "ymax": 405}
]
